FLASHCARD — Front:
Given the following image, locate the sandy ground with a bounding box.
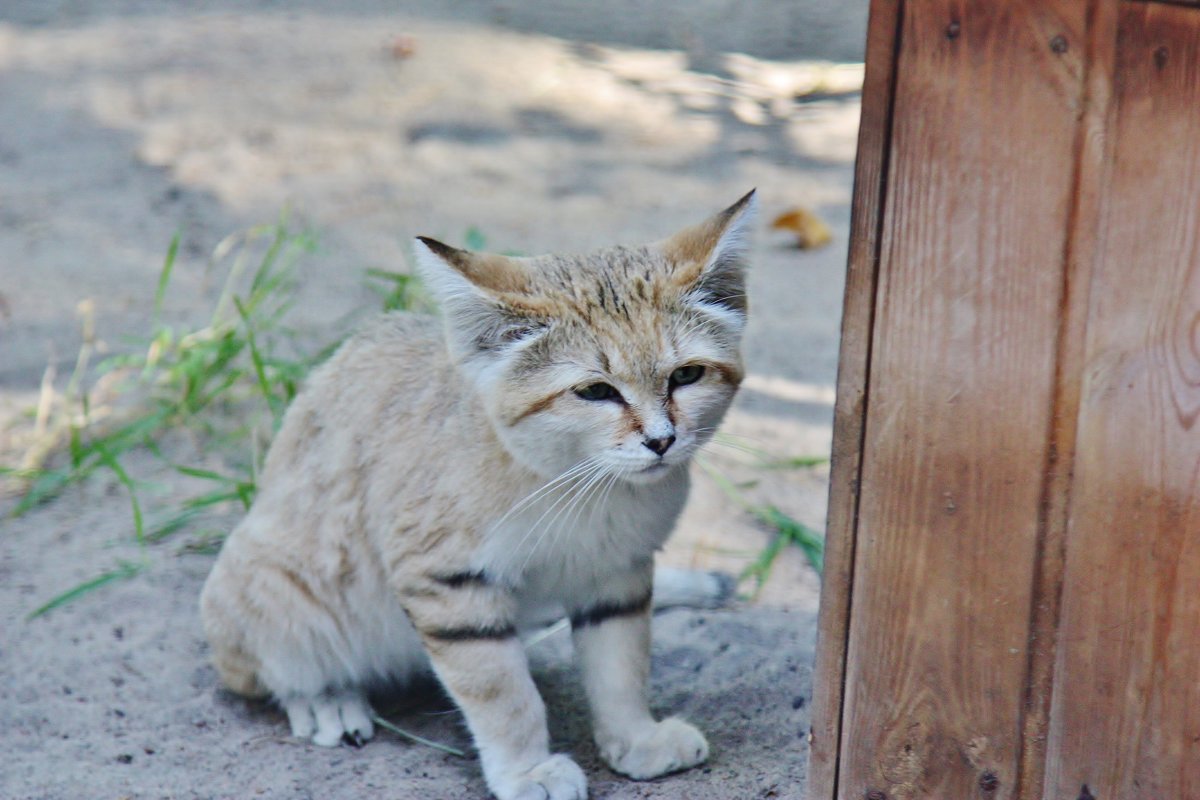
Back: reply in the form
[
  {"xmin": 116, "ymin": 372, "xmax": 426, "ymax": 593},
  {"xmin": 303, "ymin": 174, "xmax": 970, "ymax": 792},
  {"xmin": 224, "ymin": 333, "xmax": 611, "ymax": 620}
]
[{"xmin": 0, "ymin": 3, "xmax": 864, "ymax": 798}]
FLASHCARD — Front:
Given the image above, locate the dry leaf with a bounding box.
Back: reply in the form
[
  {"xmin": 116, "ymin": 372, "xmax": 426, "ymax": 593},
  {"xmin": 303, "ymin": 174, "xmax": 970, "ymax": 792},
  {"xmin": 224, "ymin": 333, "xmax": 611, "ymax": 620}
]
[
  {"xmin": 771, "ymin": 206, "xmax": 833, "ymax": 250},
  {"xmin": 389, "ymin": 35, "xmax": 417, "ymax": 60}
]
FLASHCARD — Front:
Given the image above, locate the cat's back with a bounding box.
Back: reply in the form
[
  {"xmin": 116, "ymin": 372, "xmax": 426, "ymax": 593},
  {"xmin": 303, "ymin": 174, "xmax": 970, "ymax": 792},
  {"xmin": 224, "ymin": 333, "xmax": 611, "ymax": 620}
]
[
  {"xmin": 305, "ymin": 310, "xmax": 450, "ymax": 412},
  {"xmin": 276, "ymin": 310, "xmax": 459, "ymax": 450},
  {"xmin": 237, "ymin": 311, "xmax": 485, "ymax": 534}
]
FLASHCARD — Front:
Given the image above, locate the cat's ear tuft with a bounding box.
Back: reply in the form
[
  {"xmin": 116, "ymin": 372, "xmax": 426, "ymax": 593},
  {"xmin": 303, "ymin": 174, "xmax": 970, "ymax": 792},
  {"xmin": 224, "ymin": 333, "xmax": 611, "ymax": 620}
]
[
  {"xmin": 414, "ymin": 235, "xmax": 469, "ymax": 274},
  {"xmin": 413, "ymin": 237, "xmax": 545, "ymax": 358},
  {"xmin": 659, "ymin": 190, "xmax": 756, "ymax": 314},
  {"xmin": 413, "ymin": 236, "xmax": 534, "ymax": 297}
]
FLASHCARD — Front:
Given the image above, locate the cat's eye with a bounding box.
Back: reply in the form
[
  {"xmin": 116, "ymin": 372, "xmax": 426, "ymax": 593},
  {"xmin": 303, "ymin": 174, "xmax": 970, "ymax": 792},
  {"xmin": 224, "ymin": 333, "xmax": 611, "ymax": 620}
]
[
  {"xmin": 669, "ymin": 365, "xmax": 705, "ymax": 388},
  {"xmin": 575, "ymin": 382, "xmax": 622, "ymax": 402}
]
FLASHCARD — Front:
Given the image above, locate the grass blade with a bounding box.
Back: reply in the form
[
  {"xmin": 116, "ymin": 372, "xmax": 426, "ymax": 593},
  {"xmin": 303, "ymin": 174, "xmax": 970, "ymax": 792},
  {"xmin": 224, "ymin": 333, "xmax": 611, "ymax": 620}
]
[
  {"xmin": 753, "ymin": 505, "xmax": 824, "ymax": 574},
  {"xmin": 94, "ymin": 443, "xmax": 145, "ymax": 545},
  {"xmin": 698, "ymin": 456, "xmax": 825, "ymax": 593},
  {"xmin": 149, "ymin": 507, "xmax": 205, "ymax": 542},
  {"xmin": 248, "ymin": 222, "xmax": 287, "ymax": 297},
  {"xmin": 233, "ymin": 296, "xmax": 284, "ymax": 426},
  {"xmin": 171, "ymin": 464, "xmax": 241, "ymax": 483},
  {"xmin": 27, "ymin": 561, "xmax": 145, "ymax": 619},
  {"xmin": 11, "ymin": 468, "xmax": 80, "ymax": 516},
  {"xmin": 739, "ymin": 532, "xmax": 787, "ymax": 594},
  {"xmin": 154, "ymin": 232, "xmax": 181, "ymax": 321},
  {"xmin": 759, "ymin": 454, "xmax": 831, "ymax": 470},
  {"xmin": 371, "ymin": 714, "xmax": 467, "ymax": 758},
  {"xmin": 149, "ymin": 483, "xmax": 253, "ymax": 542}
]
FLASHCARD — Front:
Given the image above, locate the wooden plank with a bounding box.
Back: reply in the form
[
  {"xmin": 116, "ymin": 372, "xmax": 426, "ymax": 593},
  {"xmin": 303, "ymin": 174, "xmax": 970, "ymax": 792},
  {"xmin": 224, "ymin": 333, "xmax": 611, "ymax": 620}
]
[
  {"xmin": 1044, "ymin": 5, "xmax": 1200, "ymax": 798},
  {"xmin": 805, "ymin": 0, "xmax": 902, "ymax": 797},
  {"xmin": 1012, "ymin": 2, "xmax": 1120, "ymax": 797},
  {"xmin": 1132, "ymin": 0, "xmax": 1200, "ymax": 9},
  {"xmin": 835, "ymin": 2, "xmax": 1087, "ymax": 798}
]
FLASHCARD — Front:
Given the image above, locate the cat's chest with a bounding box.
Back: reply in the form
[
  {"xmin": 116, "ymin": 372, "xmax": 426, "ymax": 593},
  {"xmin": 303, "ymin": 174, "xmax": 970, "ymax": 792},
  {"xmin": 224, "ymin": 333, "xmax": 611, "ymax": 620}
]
[{"xmin": 475, "ymin": 470, "xmax": 689, "ymax": 600}]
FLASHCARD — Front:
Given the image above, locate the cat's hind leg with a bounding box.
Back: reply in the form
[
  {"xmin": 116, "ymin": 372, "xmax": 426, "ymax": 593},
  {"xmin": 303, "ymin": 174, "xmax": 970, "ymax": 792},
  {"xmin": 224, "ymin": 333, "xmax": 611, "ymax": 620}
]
[{"xmin": 284, "ymin": 689, "xmax": 375, "ymax": 747}]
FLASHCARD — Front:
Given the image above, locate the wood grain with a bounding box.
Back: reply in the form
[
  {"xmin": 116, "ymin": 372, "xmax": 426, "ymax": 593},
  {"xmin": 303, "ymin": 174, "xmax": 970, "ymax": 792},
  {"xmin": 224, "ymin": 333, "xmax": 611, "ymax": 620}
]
[
  {"xmin": 1012, "ymin": 2, "xmax": 1119, "ymax": 797},
  {"xmin": 1132, "ymin": 0, "xmax": 1200, "ymax": 9},
  {"xmin": 835, "ymin": 2, "xmax": 1087, "ymax": 798},
  {"xmin": 805, "ymin": 1, "xmax": 902, "ymax": 797},
  {"xmin": 1044, "ymin": 4, "xmax": 1200, "ymax": 798}
]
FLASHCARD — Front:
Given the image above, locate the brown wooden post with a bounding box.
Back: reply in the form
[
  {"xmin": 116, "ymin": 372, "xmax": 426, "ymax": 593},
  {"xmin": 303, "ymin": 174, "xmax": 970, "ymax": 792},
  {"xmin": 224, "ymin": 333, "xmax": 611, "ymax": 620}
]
[
  {"xmin": 809, "ymin": 2, "xmax": 1200, "ymax": 799},
  {"xmin": 1044, "ymin": 6, "xmax": 1200, "ymax": 797},
  {"xmin": 806, "ymin": 0, "xmax": 902, "ymax": 794}
]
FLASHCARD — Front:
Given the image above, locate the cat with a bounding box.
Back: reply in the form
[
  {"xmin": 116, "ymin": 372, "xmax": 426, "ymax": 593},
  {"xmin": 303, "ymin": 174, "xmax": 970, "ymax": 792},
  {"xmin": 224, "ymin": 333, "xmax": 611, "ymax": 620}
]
[{"xmin": 200, "ymin": 190, "xmax": 756, "ymax": 800}]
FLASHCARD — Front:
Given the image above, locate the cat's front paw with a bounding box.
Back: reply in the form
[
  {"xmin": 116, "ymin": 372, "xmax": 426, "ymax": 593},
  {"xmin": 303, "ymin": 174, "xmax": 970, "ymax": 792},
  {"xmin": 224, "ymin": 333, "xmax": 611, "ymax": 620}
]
[
  {"xmin": 491, "ymin": 753, "xmax": 587, "ymax": 800},
  {"xmin": 598, "ymin": 717, "xmax": 709, "ymax": 780}
]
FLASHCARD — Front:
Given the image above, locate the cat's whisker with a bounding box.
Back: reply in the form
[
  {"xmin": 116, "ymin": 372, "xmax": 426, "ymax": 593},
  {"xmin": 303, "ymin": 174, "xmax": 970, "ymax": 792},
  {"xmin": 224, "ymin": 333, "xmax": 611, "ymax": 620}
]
[
  {"xmin": 488, "ymin": 457, "xmax": 601, "ymax": 537},
  {"xmin": 570, "ymin": 467, "xmax": 621, "ymax": 547},
  {"xmin": 517, "ymin": 462, "xmax": 614, "ymax": 573},
  {"xmin": 503, "ymin": 457, "xmax": 600, "ymax": 517},
  {"xmin": 587, "ymin": 469, "xmax": 624, "ymax": 532},
  {"xmin": 534, "ymin": 472, "xmax": 608, "ymax": 570},
  {"xmin": 704, "ymin": 431, "xmax": 826, "ymax": 464},
  {"xmin": 541, "ymin": 469, "xmax": 618, "ymax": 578},
  {"xmin": 673, "ymin": 316, "xmax": 704, "ymax": 341},
  {"xmin": 585, "ymin": 470, "xmax": 617, "ymax": 530},
  {"xmin": 503, "ymin": 461, "xmax": 607, "ymax": 574},
  {"xmin": 698, "ymin": 439, "xmax": 769, "ymax": 458},
  {"xmin": 491, "ymin": 464, "xmax": 604, "ymax": 579},
  {"xmin": 695, "ymin": 428, "xmax": 773, "ymax": 446},
  {"xmin": 532, "ymin": 460, "xmax": 619, "ymax": 561},
  {"xmin": 692, "ymin": 428, "xmax": 782, "ymax": 458},
  {"xmin": 540, "ymin": 465, "xmax": 624, "ymax": 578}
]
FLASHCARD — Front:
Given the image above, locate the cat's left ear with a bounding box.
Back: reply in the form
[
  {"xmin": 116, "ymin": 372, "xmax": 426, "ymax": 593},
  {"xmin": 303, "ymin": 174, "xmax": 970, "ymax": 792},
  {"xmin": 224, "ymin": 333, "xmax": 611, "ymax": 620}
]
[
  {"xmin": 659, "ymin": 189, "xmax": 757, "ymax": 314},
  {"xmin": 412, "ymin": 237, "xmax": 547, "ymax": 360}
]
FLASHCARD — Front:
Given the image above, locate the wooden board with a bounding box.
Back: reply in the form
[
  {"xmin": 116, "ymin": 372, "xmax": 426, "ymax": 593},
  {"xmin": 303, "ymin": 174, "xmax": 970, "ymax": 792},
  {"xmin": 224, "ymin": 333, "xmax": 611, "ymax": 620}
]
[
  {"xmin": 1043, "ymin": 4, "xmax": 1200, "ymax": 798},
  {"xmin": 812, "ymin": 2, "xmax": 1200, "ymax": 797},
  {"xmin": 1010, "ymin": 2, "xmax": 1120, "ymax": 797},
  {"xmin": 832, "ymin": 2, "xmax": 1088, "ymax": 798},
  {"xmin": 805, "ymin": 0, "xmax": 901, "ymax": 795}
]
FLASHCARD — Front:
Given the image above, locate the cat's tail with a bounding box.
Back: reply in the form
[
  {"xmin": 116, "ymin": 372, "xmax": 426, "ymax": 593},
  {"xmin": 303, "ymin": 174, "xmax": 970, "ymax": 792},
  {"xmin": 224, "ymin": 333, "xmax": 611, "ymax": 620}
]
[{"xmin": 651, "ymin": 566, "xmax": 736, "ymax": 610}]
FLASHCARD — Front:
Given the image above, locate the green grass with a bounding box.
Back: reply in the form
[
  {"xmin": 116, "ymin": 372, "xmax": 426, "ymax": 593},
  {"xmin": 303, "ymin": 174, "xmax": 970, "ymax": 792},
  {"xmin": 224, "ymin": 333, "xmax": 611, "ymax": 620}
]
[
  {"xmin": 26, "ymin": 561, "xmax": 147, "ymax": 619},
  {"xmin": 697, "ymin": 450, "xmax": 827, "ymax": 597},
  {"xmin": 365, "ymin": 268, "xmax": 433, "ymax": 314},
  {"xmin": 9, "ymin": 216, "xmax": 337, "ymax": 617}
]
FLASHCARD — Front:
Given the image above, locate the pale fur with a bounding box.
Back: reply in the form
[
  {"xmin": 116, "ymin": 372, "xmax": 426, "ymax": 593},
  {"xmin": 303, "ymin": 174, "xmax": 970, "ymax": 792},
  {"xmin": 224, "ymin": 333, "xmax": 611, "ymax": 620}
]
[{"xmin": 200, "ymin": 192, "xmax": 756, "ymax": 800}]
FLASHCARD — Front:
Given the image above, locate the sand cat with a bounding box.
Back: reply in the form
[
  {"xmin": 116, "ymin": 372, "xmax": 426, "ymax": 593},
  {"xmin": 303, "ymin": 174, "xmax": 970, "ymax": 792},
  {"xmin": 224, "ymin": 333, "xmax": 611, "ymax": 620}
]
[{"xmin": 200, "ymin": 191, "xmax": 756, "ymax": 800}]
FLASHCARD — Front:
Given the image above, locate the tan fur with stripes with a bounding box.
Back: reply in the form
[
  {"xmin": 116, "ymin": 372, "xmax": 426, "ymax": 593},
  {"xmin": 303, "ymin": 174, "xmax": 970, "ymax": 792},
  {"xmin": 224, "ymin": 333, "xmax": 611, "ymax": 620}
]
[{"xmin": 200, "ymin": 192, "xmax": 756, "ymax": 800}]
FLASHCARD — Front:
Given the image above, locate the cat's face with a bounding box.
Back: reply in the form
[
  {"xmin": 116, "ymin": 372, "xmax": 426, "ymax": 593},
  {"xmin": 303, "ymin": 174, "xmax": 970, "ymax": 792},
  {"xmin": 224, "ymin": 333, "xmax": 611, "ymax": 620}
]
[
  {"xmin": 488, "ymin": 271, "xmax": 744, "ymax": 484},
  {"xmin": 417, "ymin": 192, "xmax": 754, "ymax": 483}
]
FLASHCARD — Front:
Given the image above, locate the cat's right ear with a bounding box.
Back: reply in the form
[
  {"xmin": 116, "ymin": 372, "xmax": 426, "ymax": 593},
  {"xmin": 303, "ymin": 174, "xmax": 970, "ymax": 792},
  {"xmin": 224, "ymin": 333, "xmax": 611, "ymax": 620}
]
[
  {"xmin": 659, "ymin": 190, "xmax": 757, "ymax": 315},
  {"xmin": 413, "ymin": 237, "xmax": 546, "ymax": 358}
]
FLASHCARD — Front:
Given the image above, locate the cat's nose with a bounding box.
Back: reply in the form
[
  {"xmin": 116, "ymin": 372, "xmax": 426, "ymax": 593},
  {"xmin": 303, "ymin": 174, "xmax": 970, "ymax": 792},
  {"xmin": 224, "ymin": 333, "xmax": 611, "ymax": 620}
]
[{"xmin": 642, "ymin": 435, "xmax": 676, "ymax": 456}]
